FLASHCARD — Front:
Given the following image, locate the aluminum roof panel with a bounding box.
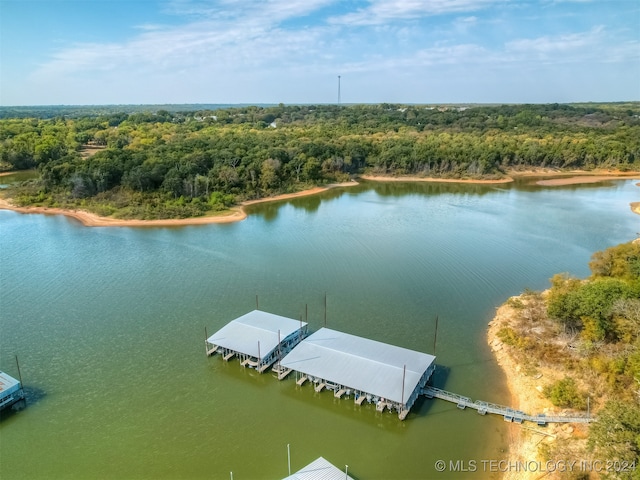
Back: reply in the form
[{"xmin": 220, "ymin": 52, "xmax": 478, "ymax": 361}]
[
  {"xmin": 283, "ymin": 457, "xmax": 354, "ymax": 480},
  {"xmin": 0, "ymin": 371, "xmax": 21, "ymax": 395},
  {"xmin": 281, "ymin": 328, "xmax": 435, "ymax": 404},
  {"xmin": 207, "ymin": 310, "xmax": 308, "ymax": 360}
]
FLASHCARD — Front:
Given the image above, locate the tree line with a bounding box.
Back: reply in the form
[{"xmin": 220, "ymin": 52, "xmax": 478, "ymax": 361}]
[{"xmin": 1, "ymin": 103, "xmax": 639, "ymax": 219}]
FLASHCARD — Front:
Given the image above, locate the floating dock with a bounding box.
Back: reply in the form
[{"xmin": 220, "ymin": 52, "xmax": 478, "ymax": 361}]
[
  {"xmin": 280, "ymin": 327, "xmax": 436, "ymax": 420},
  {"xmin": 0, "ymin": 371, "xmax": 24, "ymax": 411},
  {"xmin": 206, "ymin": 310, "xmax": 308, "ymax": 373}
]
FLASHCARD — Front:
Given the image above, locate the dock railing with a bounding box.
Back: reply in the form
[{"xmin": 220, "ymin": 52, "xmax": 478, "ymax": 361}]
[{"xmin": 422, "ymin": 386, "xmax": 594, "ymax": 425}]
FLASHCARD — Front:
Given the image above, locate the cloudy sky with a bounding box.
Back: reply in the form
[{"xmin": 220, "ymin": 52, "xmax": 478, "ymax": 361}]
[{"xmin": 1, "ymin": 0, "xmax": 638, "ymax": 105}]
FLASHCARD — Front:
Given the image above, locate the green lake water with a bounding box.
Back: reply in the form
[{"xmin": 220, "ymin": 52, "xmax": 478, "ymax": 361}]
[{"xmin": 1, "ymin": 178, "xmax": 638, "ymax": 479}]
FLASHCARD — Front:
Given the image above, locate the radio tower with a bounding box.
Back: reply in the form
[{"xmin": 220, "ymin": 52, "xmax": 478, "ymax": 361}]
[{"xmin": 337, "ymin": 75, "xmax": 341, "ymax": 105}]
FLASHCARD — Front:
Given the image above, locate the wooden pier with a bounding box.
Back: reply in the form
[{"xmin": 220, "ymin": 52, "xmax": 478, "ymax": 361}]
[{"xmin": 422, "ymin": 386, "xmax": 594, "ymax": 425}]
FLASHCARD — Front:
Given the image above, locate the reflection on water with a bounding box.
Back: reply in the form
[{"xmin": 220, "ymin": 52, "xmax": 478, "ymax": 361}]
[{"xmin": 0, "ymin": 179, "xmax": 638, "ymax": 479}]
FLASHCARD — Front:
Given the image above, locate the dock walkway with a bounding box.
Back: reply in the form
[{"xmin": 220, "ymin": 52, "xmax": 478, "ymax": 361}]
[{"xmin": 422, "ymin": 387, "xmax": 594, "ymax": 425}]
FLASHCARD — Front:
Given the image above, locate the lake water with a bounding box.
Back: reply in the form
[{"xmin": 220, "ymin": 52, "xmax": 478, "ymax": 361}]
[{"xmin": 1, "ymin": 178, "xmax": 638, "ymax": 479}]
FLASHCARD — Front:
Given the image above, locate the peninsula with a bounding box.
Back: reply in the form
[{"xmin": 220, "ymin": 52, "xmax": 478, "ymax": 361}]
[
  {"xmin": 488, "ymin": 230, "xmax": 640, "ymax": 478},
  {"xmin": 2, "ymin": 171, "xmax": 638, "ymax": 227},
  {"xmin": 1, "ymin": 103, "xmax": 639, "ymax": 223}
]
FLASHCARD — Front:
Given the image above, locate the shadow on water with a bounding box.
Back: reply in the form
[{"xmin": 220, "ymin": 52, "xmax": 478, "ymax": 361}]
[
  {"xmin": 428, "ymin": 364, "xmax": 451, "ymax": 390},
  {"xmin": 205, "ymin": 355, "xmax": 274, "ymax": 389},
  {"xmin": 408, "ymin": 364, "xmax": 451, "ymax": 420}
]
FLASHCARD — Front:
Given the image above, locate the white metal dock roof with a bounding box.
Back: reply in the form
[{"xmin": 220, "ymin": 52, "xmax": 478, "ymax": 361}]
[
  {"xmin": 283, "ymin": 457, "xmax": 354, "ymax": 480},
  {"xmin": 207, "ymin": 310, "xmax": 307, "ymax": 360},
  {"xmin": 0, "ymin": 371, "xmax": 21, "ymax": 396},
  {"xmin": 280, "ymin": 328, "xmax": 435, "ymax": 405}
]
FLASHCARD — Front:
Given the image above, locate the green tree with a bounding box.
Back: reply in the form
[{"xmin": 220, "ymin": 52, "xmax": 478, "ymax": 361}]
[
  {"xmin": 260, "ymin": 158, "xmax": 280, "ymax": 191},
  {"xmin": 577, "ymin": 278, "xmax": 639, "ymax": 341},
  {"xmin": 589, "ymin": 400, "xmax": 640, "ymax": 479},
  {"xmin": 547, "ymin": 273, "xmax": 583, "ymax": 330},
  {"xmin": 543, "ymin": 377, "xmax": 586, "ymax": 408},
  {"xmin": 590, "ymin": 242, "xmax": 640, "ymax": 281}
]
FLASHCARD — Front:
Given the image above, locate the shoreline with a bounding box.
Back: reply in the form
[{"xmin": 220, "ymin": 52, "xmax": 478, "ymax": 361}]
[
  {"xmin": 487, "ymin": 298, "xmax": 590, "ymax": 480},
  {"xmin": 359, "ymin": 174, "xmax": 514, "ymax": 184},
  {"xmin": 536, "ymin": 174, "xmax": 640, "ymax": 186},
  {"xmin": 0, "ymin": 182, "xmax": 357, "ymax": 227},
  {"xmin": 1, "ymin": 169, "xmax": 638, "ymax": 227},
  {"xmin": 361, "ymin": 169, "xmax": 640, "ymax": 187}
]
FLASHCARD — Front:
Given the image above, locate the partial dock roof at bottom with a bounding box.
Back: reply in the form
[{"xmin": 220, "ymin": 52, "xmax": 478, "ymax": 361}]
[
  {"xmin": 283, "ymin": 457, "xmax": 354, "ymax": 480},
  {"xmin": 280, "ymin": 328, "xmax": 435, "ymax": 417}
]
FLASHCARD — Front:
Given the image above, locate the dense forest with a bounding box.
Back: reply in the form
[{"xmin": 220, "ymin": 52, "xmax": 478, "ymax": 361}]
[
  {"xmin": 1, "ymin": 103, "xmax": 639, "ymax": 219},
  {"xmin": 497, "ymin": 241, "xmax": 640, "ymax": 478}
]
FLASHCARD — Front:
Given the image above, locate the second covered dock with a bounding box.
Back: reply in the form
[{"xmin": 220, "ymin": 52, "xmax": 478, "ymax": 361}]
[{"xmin": 280, "ymin": 327, "xmax": 436, "ymax": 419}]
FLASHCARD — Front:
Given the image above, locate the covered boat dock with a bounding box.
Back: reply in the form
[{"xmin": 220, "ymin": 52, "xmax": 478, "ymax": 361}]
[
  {"xmin": 0, "ymin": 371, "xmax": 24, "ymax": 411},
  {"xmin": 280, "ymin": 328, "xmax": 436, "ymax": 419},
  {"xmin": 206, "ymin": 310, "xmax": 308, "ymax": 374}
]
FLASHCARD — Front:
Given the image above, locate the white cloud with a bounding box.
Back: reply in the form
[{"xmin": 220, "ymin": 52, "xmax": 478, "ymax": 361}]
[
  {"xmin": 31, "ymin": 1, "xmax": 337, "ymax": 82},
  {"xmin": 134, "ymin": 24, "xmax": 166, "ymax": 31},
  {"xmin": 329, "ymin": 0, "xmax": 503, "ymax": 26},
  {"xmin": 503, "ymin": 25, "xmax": 630, "ymax": 64},
  {"xmin": 165, "ymin": 0, "xmax": 335, "ymax": 22},
  {"xmin": 10, "ymin": 0, "xmax": 639, "ymax": 104}
]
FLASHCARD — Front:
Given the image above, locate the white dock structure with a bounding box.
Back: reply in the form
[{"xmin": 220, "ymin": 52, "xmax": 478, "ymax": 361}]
[
  {"xmin": 283, "ymin": 456, "xmax": 354, "ymax": 480},
  {"xmin": 206, "ymin": 310, "xmax": 308, "ymax": 373},
  {"xmin": 280, "ymin": 328, "xmax": 436, "ymax": 420},
  {"xmin": 0, "ymin": 371, "xmax": 24, "ymax": 411}
]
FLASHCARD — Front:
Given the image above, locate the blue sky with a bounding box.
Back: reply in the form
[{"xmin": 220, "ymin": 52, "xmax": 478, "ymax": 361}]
[{"xmin": 1, "ymin": 0, "xmax": 638, "ymax": 105}]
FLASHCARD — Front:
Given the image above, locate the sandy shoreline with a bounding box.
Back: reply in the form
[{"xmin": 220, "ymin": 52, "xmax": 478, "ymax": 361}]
[
  {"xmin": 360, "ymin": 174, "xmax": 514, "ymax": 184},
  {"xmin": 0, "ymin": 182, "xmax": 357, "ymax": 227},
  {"xmin": 1, "ymin": 170, "xmax": 638, "ymax": 227},
  {"xmin": 487, "ymin": 299, "xmax": 591, "ymax": 480},
  {"xmin": 536, "ymin": 174, "xmax": 640, "ymax": 186},
  {"xmin": 362, "ymin": 170, "xmax": 640, "ymax": 187}
]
